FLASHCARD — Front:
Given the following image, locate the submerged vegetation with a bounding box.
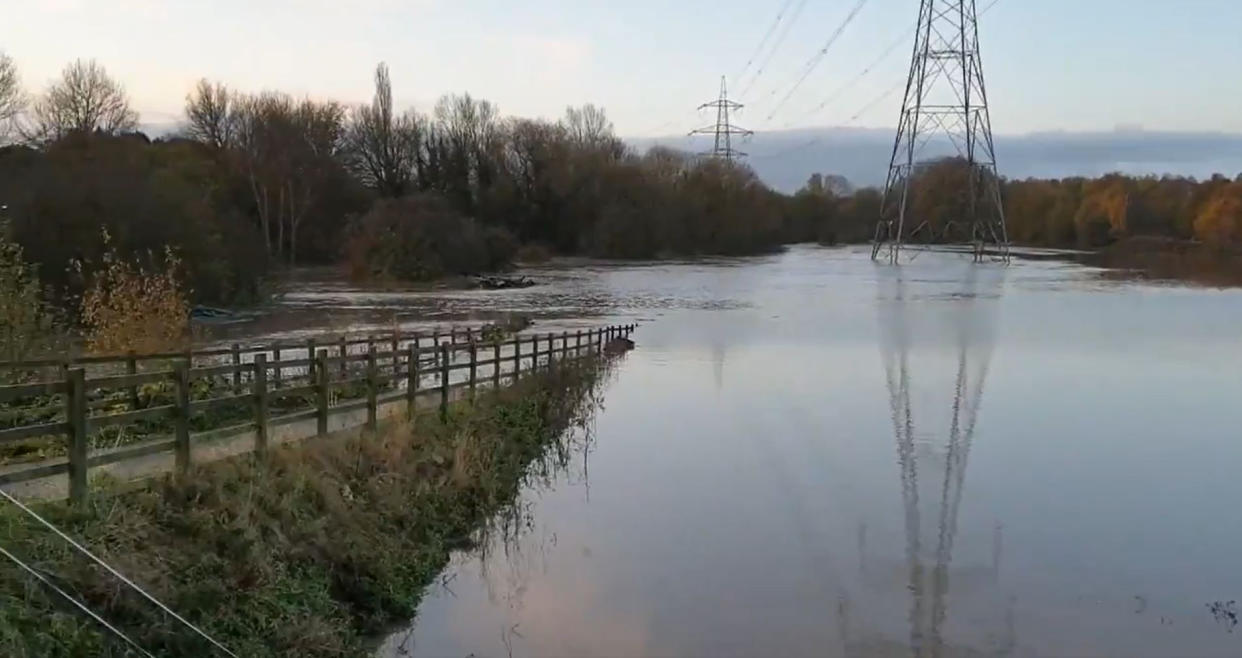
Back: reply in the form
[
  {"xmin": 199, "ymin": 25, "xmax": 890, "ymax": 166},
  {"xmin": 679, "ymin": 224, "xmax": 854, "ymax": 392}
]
[{"xmin": 0, "ymin": 358, "xmax": 607, "ymax": 657}]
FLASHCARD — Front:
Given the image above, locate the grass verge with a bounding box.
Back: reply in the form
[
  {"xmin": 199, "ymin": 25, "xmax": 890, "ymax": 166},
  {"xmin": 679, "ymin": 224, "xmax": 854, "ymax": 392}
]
[{"xmin": 0, "ymin": 357, "xmax": 607, "ymax": 657}]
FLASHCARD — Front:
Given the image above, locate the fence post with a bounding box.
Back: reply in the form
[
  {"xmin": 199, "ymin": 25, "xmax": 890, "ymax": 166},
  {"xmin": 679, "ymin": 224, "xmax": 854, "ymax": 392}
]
[
  {"xmin": 253, "ymin": 354, "xmax": 268, "ymax": 456},
  {"xmin": 125, "ymin": 350, "xmax": 139, "ymax": 410},
  {"xmin": 407, "ymin": 344, "xmax": 419, "ymax": 420},
  {"xmin": 513, "ymin": 337, "xmax": 521, "ymax": 381},
  {"xmin": 468, "ymin": 340, "xmax": 477, "ymax": 398},
  {"xmin": 492, "ymin": 341, "xmax": 501, "ymax": 388},
  {"xmin": 366, "ymin": 346, "xmax": 378, "ymax": 432},
  {"xmin": 575, "ymin": 330, "xmax": 582, "ymax": 358},
  {"xmin": 173, "ymin": 361, "xmax": 191, "ymax": 478},
  {"xmin": 439, "ymin": 345, "xmax": 449, "ymax": 420},
  {"xmin": 547, "ymin": 333, "xmax": 556, "ymax": 368},
  {"xmin": 338, "ymin": 336, "xmax": 348, "ymax": 379},
  {"xmin": 306, "ymin": 338, "xmax": 317, "ymax": 383},
  {"xmin": 390, "ymin": 332, "xmax": 399, "ymax": 373},
  {"xmin": 231, "ymin": 343, "xmax": 242, "ymax": 393},
  {"xmin": 66, "ymin": 368, "xmax": 88, "ymax": 507},
  {"xmin": 273, "ymin": 345, "xmax": 283, "ymax": 389},
  {"xmin": 316, "ymin": 350, "xmax": 329, "ymax": 436}
]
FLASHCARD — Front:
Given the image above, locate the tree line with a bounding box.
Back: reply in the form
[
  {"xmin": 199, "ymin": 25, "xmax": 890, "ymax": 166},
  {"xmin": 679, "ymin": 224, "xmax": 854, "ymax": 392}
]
[
  {"xmin": 0, "ymin": 55, "xmax": 874, "ymax": 313},
  {"xmin": 898, "ymin": 158, "xmax": 1242, "ymax": 249},
  {"xmin": 0, "ymin": 53, "xmax": 1238, "ymax": 317}
]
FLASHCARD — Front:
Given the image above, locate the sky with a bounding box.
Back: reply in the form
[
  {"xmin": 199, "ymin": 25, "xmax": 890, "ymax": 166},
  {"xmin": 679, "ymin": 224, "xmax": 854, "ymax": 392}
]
[{"xmin": 3, "ymin": 0, "xmax": 1242, "ymax": 138}]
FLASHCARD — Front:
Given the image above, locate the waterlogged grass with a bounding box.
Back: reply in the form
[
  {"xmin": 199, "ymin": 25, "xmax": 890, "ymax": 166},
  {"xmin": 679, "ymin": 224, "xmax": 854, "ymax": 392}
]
[{"xmin": 0, "ymin": 359, "xmax": 606, "ymax": 657}]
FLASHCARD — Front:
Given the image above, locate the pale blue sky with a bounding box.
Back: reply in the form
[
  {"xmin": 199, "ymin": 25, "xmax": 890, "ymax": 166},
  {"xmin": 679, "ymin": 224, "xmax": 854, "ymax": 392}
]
[{"xmin": 3, "ymin": 0, "xmax": 1241, "ymax": 136}]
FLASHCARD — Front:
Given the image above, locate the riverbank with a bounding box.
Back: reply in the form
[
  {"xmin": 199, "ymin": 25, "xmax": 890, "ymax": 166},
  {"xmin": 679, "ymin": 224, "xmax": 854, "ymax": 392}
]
[
  {"xmin": 1080, "ymin": 236, "xmax": 1242, "ymax": 287},
  {"xmin": 0, "ymin": 359, "xmax": 606, "ymax": 657}
]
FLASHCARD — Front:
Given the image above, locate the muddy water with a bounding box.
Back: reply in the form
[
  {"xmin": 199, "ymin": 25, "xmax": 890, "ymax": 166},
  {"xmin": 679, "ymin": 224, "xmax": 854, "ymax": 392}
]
[{"xmin": 284, "ymin": 246, "xmax": 1241, "ymax": 658}]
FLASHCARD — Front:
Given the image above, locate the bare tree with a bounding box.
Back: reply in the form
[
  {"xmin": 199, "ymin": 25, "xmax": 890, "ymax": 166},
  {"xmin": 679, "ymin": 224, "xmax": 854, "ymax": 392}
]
[
  {"xmin": 184, "ymin": 79, "xmax": 235, "ymax": 149},
  {"xmin": 562, "ymin": 104, "xmax": 622, "ymax": 157},
  {"xmin": 343, "ymin": 62, "xmax": 422, "ymax": 197},
  {"xmin": 30, "ymin": 59, "xmax": 137, "ymax": 140},
  {"xmin": 0, "ymin": 52, "xmax": 24, "ymax": 143},
  {"xmin": 233, "ymin": 92, "xmax": 345, "ymax": 264}
]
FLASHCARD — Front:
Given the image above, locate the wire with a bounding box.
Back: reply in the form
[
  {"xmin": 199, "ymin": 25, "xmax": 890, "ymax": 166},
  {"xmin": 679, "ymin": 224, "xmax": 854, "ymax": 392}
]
[
  {"xmin": 0, "ymin": 543, "xmax": 156, "ymax": 657},
  {"xmin": 786, "ymin": 26, "xmax": 911, "ymax": 127},
  {"xmin": 785, "ymin": 0, "xmax": 1006, "ymax": 128},
  {"xmin": 762, "ymin": 0, "xmax": 871, "ymax": 123},
  {"xmin": 739, "ymin": 0, "xmax": 812, "ymax": 100},
  {"xmin": 0, "ymin": 488, "xmax": 238, "ymax": 657},
  {"xmin": 750, "ymin": 79, "xmax": 902, "ymax": 160},
  {"xmin": 735, "ymin": 0, "xmax": 798, "ymax": 84}
]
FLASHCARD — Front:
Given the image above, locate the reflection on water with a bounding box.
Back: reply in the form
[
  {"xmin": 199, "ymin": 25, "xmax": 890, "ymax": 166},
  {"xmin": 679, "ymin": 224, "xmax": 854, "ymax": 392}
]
[
  {"xmin": 844, "ymin": 264, "xmax": 1009, "ymax": 657},
  {"xmin": 372, "ymin": 246, "xmax": 1242, "ymax": 657}
]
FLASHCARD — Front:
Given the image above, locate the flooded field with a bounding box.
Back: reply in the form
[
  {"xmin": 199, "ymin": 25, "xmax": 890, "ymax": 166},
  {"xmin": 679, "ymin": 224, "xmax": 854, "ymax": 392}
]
[{"xmin": 244, "ymin": 246, "xmax": 1242, "ymax": 657}]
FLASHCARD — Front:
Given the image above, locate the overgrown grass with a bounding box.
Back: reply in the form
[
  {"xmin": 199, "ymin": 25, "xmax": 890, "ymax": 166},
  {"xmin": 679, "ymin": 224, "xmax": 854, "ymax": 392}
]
[{"xmin": 0, "ymin": 358, "xmax": 607, "ymax": 657}]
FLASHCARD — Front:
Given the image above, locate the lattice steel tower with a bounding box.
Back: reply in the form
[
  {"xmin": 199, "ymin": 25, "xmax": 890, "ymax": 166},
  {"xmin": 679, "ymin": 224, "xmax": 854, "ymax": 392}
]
[
  {"xmin": 872, "ymin": 0, "xmax": 1009, "ymax": 263},
  {"xmin": 689, "ymin": 76, "xmax": 753, "ymax": 161}
]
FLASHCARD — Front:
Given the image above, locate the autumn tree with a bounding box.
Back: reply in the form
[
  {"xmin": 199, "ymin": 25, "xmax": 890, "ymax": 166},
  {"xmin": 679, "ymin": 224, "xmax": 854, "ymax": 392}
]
[
  {"xmin": 1193, "ymin": 182, "xmax": 1242, "ymax": 247},
  {"xmin": 30, "ymin": 59, "xmax": 137, "ymax": 140}
]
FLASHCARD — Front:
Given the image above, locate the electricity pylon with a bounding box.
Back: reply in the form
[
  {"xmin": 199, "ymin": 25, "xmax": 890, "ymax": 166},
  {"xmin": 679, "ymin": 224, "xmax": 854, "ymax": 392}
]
[
  {"xmin": 872, "ymin": 0, "xmax": 1010, "ymax": 263},
  {"xmin": 689, "ymin": 76, "xmax": 753, "ymax": 162}
]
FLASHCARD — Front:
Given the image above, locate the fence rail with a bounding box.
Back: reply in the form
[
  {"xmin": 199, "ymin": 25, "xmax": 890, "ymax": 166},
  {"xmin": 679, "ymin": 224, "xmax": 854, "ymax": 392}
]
[{"xmin": 0, "ymin": 324, "xmax": 636, "ymax": 504}]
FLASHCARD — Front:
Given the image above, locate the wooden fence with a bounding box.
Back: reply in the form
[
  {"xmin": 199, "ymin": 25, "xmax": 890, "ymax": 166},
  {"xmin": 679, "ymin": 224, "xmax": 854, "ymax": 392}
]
[{"xmin": 0, "ymin": 324, "xmax": 636, "ymax": 504}]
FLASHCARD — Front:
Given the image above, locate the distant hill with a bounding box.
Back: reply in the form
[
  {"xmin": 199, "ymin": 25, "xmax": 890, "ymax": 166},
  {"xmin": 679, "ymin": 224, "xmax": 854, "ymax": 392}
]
[{"xmin": 630, "ymin": 127, "xmax": 1242, "ymax": 193}]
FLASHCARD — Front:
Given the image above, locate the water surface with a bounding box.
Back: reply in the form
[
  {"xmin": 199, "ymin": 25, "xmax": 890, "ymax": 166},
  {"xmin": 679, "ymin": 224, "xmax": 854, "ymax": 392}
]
[{"xmin": 360, "ymin": 245, "xmax": 1242, "ymax": 657}]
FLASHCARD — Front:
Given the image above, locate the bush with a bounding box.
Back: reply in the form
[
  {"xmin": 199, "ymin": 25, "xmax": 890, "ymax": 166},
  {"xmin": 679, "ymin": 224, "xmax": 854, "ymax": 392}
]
[
  {"xmin": 345, "ymin": 193, "xmax": 516, "ymax": 281},
  {"xmin": 77, "ymin": 237, "xmax": 189, "ymax": 355},
  {"xmin": 0, "ymin": 221, "xmax": 60, "ymax": 365}
]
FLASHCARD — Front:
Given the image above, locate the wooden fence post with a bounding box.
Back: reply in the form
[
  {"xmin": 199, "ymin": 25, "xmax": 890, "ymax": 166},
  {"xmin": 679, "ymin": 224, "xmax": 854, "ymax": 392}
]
[
  {"xmin": 366, "ymin": 346, "xmax": 378, "ymax": 431},
  {"xmin": 406, "ymin": 344, "xmax": 418, "ymax": 420},
  {"xmin": 513, "ymin": 337, "xmax": 521, "ymax": 381},
  {"xmin": 316, "ymin": 350, "xmax": 329, "ymax": 436},
  {"xmin": 126, "ymin": 350, "xmax": 139, "ymax": 410},
  {"xmin": 547, "ymin": 333, "xmax": 556, "ymax": 367},
  {"xmin": 306, "ymin": 338, "xmax": 317, "ymax": 383},
  {"xmin": 173, "ymin": 361, "xmax": 191, "ymax": 477},
  {"xmin": 492, "ymin": 341, "xmax": 501, "ymax": 388},
  {"xmin": 272, "ymin": 345, "xmax": 283, "ymax": 389},
  {"xmin": 575, "ymin": 330, "xmax": 582, "ymax": 358},
  {"xmin": 390, "ymin": 332, "xmax": 399, "ymax": 376},
  {"xmin": 66, "ymin": 368, "xmax": 88, "ymax": 507},
  {"xmin": 231, "ymin": 343, "xmax": 242, "ymax": 392},
  {"xmin": 468, "ymin": 340, "xmax": 477, "ymax": 398},
  {"xmin": 253, "ymin": 354, "xmax": 268, "ymax": 455},
  {"xmin": 438, "ymin": 345, "xmax": 449, "ymax": 420},
  {"xmin": 338, "ymin": 336, "xmax": 348, "ymax": 379}
]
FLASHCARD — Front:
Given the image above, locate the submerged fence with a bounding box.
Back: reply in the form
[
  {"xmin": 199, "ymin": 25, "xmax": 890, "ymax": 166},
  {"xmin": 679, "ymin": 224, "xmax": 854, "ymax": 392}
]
[{"xmin": 0, "ymin": 324, "xmax": 636, "ymax": 504}]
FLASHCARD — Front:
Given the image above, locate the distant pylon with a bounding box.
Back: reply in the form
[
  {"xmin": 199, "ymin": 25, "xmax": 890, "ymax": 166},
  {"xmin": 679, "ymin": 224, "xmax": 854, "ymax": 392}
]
[
  {"xmin": 871, "ymin": 0, "xmax": 1010, "ymax": 263},
  {"xmin": 689, "ymin": 76, "xmax": 754, "ymax": 162}
]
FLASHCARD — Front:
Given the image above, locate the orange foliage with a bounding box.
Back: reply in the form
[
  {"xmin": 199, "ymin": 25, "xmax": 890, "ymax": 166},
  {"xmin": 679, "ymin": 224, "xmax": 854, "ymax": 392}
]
[{"xmin": 1193, "ymin": 183, "xmax": 1242, "ymax": 246}]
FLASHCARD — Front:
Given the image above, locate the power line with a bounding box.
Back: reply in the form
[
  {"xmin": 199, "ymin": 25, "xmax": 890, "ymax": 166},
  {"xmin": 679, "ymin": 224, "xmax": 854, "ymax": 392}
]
[
  {"xmin": 776, "ymin": 0, "xmax": 1007, "ymax": 130},
  {"xmin": 736, "ymin": 0, "xmax": 798, "ymax": 84},
  {"xmin": 784, "ymin": 25, "xmax": 912, "ymax": 127},
  {"xmin": 739, "ymin": 0, "xmax": 812, "ymax": 100},
  {"xmin": 749, "ymin": 79, "xmax": 901, "ymax": 160},
  {"xmin": 762, "ymin": 0, "xmax": 871, "ymax": 123}
]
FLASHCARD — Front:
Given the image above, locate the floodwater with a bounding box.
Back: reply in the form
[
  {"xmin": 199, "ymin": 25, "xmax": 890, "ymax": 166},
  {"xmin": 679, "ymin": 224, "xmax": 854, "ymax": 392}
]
[{"xmin": 292, "ymin": 245, "xmax": 1242, "ymax": 658}]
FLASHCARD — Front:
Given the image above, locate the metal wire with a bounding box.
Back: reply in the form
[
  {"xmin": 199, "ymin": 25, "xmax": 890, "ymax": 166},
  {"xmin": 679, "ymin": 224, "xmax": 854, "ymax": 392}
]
[
  {"xmin": 0, "ymin": 488, "xmax": 238, "ymax": 657},
  {"xmin": 0, "ymin": 543, "xmax": 155, "ymax": 657}
]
